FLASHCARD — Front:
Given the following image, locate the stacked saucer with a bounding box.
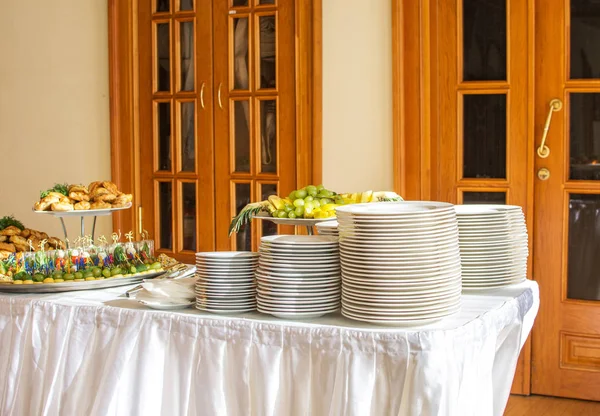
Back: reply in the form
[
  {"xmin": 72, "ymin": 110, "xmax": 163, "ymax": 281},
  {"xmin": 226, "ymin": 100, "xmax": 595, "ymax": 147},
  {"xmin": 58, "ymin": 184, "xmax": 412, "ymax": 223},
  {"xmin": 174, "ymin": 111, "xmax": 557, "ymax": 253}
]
[
  {"xmin": 336, "ymin": 201, "xmax": 462, "ymax": 326},
  {"xmin": 257, "ymin": 235, "xmax": 341, "ymax": 319},
  {"xmin": 316, "ymin": 221, "xmax": 339, "ymax": 237},
  {"xmin": 195, "ymin": 251, "xmax": 259, "ymax": 313},
  {"xmin": 455, "ymin": 205, "xmax": 528, "ymax": 289}
]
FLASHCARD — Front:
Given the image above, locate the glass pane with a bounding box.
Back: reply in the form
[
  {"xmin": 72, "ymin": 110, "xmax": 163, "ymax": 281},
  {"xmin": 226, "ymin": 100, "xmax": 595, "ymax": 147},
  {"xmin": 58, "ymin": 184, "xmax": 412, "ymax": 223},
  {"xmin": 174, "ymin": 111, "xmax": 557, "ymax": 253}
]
[
  {"xmin": 235, "ymin": 183, "xmax": 252, "ymax": 251},
  {"xmin": 233, "ymin": 18, "xmax": 249, "ymax": 90},
  {"xmin": 259, "ymin": 16, "xmax": 276, "ymax": 89},
  {"xmin": 463, "ymin": 191, "xmax": 506, "ymax": 204},
  {"xmin": 182, "ymin": 182, "xmax": 197, "ymax": 251},
  {"xmin": 159, "ymin": 182, "xmax": 173, "ymax": 250},
  {"xmin": 463, "ymin": 94, "xmax": 507, "ymax": 179},
  {"xmin": 180, "ymin": 0, "xmax": 193, "ymax": 11},
  {"xmin": 234, "ymin": 100, "xmax": 251, "ymax": 172},
  {"xmin": 157, "ymin": 102, "xmax": 172, "ymax": 171},
  {"xmin": 567, "ymin": 194, "xmax": 600, "ymax": 300},
  {"xmin": 157, "ymin": 23, "xmax": 170, "ymax": 91},
  {"xmin": 259, "ymin": 0, "xmax": 275, "ymax": 3},
  {"xmin": 570, "ymin": 0, "xmax": 600, "ymax": 79},
  {"xmin": 570, "ymin": 93, "xmax": 600, "ymax": 180},
  {"xmin": 156, "ymin": 0, "xmax": 169, "ymax": 12},
  {"xmin": 260, "ymin": 100, "xmax": 277, "ymax": 173},
  {"xmin": 180, "ymin": 101, "xmax": 195, "ymax": 172},
  {"xmin": 463, "ymin": 0, "xmax": 507, "ymax": 81},
  {"xmin": 180, "ymin": 21, "xmax": 194, "ymax": 91},
  {"xmin": 233, "ymin": 0, "xmax": 249, "ymax": 6},
  {"xmin": 261, "ymin": 183, "xmax": 278, "ymax": 237}
]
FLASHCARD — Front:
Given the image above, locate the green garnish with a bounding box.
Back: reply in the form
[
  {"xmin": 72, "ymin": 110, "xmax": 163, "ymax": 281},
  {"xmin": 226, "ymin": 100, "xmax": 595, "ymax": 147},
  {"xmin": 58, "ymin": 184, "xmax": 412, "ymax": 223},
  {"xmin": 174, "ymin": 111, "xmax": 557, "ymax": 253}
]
[
  {"xmin": 0, "ymin": 215, "xmax": 25, "ymax": 231},
  {"xmin": 40, "ymin": 183, "xmax": 69, "ymax": 199}
]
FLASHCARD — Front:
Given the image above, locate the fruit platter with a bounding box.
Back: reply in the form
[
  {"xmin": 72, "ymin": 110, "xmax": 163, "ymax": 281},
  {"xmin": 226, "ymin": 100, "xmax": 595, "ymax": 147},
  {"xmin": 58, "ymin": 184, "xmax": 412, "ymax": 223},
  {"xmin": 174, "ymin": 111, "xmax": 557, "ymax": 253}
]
[
  {"xmin": 229, "ymin": 184, "xmax": 403, "ymax": 235},
  {"xmin": 0, "ymin": 231, "xmax": 179, "ymax": 293}
]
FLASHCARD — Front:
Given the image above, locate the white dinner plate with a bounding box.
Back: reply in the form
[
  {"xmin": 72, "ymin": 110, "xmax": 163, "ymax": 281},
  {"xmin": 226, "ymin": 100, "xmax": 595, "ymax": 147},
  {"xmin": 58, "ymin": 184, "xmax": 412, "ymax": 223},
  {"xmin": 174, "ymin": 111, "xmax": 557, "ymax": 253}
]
[{"xmin": 258, "ymin": 306, "xmax": 339, "ymax": 319}]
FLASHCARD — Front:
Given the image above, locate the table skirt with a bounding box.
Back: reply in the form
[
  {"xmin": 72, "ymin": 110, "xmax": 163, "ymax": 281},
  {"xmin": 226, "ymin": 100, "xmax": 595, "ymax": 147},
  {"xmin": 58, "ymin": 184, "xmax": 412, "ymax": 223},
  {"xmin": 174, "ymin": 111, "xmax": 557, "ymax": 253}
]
[{"xmin": 0, "ymin": 281, "xmax": 538, "ymax": 416}]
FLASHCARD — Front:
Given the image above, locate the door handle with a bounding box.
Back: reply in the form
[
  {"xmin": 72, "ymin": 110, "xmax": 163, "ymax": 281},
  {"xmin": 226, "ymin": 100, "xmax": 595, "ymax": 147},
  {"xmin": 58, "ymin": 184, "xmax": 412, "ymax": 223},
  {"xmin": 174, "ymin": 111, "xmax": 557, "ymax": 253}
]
[
  {"xmin": 537, "ymin": 98, "xmax": 563, "ymax": 158},
  {"xmin": 217, "ymin": 82, "xmax": 224, "ymax": 110},
  {"xmin": 200, "ymin": 82, "xmax": 206, "ymax": 109}
]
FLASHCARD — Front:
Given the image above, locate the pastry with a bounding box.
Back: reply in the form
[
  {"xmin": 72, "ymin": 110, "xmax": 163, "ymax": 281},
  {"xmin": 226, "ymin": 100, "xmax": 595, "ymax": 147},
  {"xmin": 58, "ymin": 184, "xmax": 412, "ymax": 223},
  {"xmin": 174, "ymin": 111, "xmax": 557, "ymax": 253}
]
[
  {"xmin": 0, "ymin": 236, "xmax": 6, "ymax": 243},
  {"xmin": 0, "ymin": 242, "xmax": 16, "ymax": 252},
  {"xmin": 90, "ymin": 201, "xmax": 112, "ymax": 210},
  {"xmin": 68, "ymin": 184, "xmax": 88, "ymax": 194},
  {"xmin": 74, "ymin": 201, "xmax": 91, "ymax": 210},
  {"xmin": 9, "ymin": 235, "xmax": 27, "ymax": 246},
  {"xmin": 20, "ymin": 229, "xmax": 31, "ymax": 238},
  {"xmin": 102, "ymin": 181, "xmax": 119, "ymax": 195},
  {"xmin": 91, "ymin": 187, "xmax": 111, "ymax": 199},
  {"xmin": 69, "ymin": 191, "xmax": 90, "ymax": 202},
  {"xmin": 51, "ymin": 202, "xmax": 74, "ymax": 212},
  {"xmin": 0, "ymin": 226, "xmax": 21, "ymax": 236},
  {"xmin": 96, "ymin": 193, "xmax": 117, "ymax": 203},
  {"xmin": 88, "ymin": 181, "xmax": 103, "ymax": 195}
]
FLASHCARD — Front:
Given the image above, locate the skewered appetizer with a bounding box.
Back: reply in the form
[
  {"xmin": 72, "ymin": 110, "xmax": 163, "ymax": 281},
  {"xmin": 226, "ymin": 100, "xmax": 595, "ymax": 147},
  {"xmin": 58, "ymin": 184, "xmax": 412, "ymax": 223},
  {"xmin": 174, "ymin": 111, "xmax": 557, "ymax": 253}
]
[
  {"xmin": 0, "ymin": 216, "xmax": 65, "ymax": 260},
  {"xmin": 34, "ymin": 181, "xmax": 133, "ymax": 212},
  {"xmin": 229, "ymin": 185, "xmax": 403, "ymax": 235}
]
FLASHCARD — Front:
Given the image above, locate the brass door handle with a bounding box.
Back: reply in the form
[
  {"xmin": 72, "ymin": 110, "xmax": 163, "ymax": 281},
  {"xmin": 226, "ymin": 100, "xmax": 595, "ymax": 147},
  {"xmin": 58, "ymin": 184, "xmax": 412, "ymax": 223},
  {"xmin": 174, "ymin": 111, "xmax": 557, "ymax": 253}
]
[
  {"xmin": 200, "ymin": 82, "xmax": 206, "ymax": 109},
  {"xmin": 537, "ymin": 98, "xmax": 563, "ymax": 158},
  {"xmin": 217, "ymin": 82, "xmax": 224, "ymax": 110}
]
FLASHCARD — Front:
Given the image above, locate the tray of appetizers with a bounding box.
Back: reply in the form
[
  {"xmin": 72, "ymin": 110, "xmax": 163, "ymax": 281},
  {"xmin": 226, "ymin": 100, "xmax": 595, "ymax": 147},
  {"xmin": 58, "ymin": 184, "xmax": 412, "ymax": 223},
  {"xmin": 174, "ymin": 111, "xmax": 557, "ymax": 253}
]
[
  {"xmin": 0, "ymin": 268, "xmax": 167, "ymax": 293},
  {"xmin": 33, "ymin": 181, "xmax": 133, "ymax": 214}
]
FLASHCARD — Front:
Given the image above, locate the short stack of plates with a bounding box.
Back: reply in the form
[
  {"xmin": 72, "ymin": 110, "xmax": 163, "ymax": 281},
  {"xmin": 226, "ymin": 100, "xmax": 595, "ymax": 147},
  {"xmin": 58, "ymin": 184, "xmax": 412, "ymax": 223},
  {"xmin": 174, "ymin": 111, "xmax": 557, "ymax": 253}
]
[
  {"xmin": 455, "ymin": 205, "xmax": 528, "ymax": 289},
  {"xmin": 316, "ymin": 221, "xmax": 339, "ymax": 237},
  {"xmin": 195, "ymin": 251, "xmax": 259, "ymax": 313},
  {"xmin": 257, "ymin": 235, "xmax": 341, "ymax": 319},
  {"xmin": 336, "ymin": 201, "xmax": 462, "ymax": 326}
]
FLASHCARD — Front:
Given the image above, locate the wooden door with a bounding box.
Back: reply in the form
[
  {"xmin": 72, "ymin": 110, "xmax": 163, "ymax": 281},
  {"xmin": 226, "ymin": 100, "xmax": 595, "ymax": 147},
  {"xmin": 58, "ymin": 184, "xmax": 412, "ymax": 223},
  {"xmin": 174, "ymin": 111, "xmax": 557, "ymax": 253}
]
[
  {"xmin": 432, "ymin": 0, "xmax": 533, "ymax": 394},
  {"xmin": 213, "ymin": 0, "xmax": 297, "ymax": 252},
  {"xmin": 532, "ymin": 0, "xmax": 600, "ymax": 400},
  {"xmin": 139, "ymin": 0, "xmax": 216, "ymax": 263}
]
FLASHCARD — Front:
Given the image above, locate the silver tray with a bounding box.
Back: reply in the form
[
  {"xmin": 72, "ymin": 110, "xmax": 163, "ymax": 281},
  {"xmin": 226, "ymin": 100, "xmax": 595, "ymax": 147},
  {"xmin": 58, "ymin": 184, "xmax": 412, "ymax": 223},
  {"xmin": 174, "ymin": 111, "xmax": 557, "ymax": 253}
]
[
  {"xmin": 33, "ymin": 203, "xmax": 132, "ymax": 217},
  {"xmin": 254, "ymin": 212, "xmax": 337, "ymax": 226},
  {"xmin": 0, "ymin": 269, "xmax": 166, "ymax": 293}
]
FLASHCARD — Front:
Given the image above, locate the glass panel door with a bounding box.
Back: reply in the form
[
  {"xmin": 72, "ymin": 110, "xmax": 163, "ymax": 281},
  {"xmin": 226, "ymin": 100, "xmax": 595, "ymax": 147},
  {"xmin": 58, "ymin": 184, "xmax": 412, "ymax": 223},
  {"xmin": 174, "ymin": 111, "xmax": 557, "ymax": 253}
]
[
  {"xmin": 214, "ymin": 0, "xmax": 296, "ymax": 251},
  {"xmin": 138, "ymin": 0, "xmax": 215, "ymax": 263}
]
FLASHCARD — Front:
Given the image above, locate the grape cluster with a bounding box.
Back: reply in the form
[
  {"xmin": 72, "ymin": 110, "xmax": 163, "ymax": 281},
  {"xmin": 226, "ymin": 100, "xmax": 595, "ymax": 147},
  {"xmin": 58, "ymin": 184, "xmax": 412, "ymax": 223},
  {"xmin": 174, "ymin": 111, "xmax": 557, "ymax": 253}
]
[{"xmin": 272, "ymin": 185, "xmax": 344, "ymax": 219}]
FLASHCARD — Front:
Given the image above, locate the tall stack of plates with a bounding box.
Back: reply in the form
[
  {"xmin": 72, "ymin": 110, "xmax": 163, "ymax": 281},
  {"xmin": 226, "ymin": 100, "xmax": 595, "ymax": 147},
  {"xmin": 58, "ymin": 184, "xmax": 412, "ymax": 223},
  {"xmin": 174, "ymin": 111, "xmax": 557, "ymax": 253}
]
[
  {"xmin": 316, "ymin": 221, "xmax": 339, "ymax": 237},
  {"xmin": 455, "ymin": 205, "xmax": 528, "ymax": 289},
  {"xmin": 336, "ymin": 201, "xmax": 462, "ymax": 326},
  {"xmin": 195, "ymin": 252, "xmax": 259, "ymax": 313},
  {"xmin": 256, "ymin": 235, "xmax": 341, "ymax": 319}
]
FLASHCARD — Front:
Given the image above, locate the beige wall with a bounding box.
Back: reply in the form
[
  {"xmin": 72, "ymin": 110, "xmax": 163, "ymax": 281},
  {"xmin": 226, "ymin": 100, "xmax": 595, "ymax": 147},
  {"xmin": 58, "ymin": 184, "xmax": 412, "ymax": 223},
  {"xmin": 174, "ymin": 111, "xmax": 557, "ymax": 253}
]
[
  {"xmin": 0, "ymin": 0, "xmax": 112, "ymax": 241},
  {"xmin": 322, "ymin": 0, "xmax": 394, "ymax": 194}
]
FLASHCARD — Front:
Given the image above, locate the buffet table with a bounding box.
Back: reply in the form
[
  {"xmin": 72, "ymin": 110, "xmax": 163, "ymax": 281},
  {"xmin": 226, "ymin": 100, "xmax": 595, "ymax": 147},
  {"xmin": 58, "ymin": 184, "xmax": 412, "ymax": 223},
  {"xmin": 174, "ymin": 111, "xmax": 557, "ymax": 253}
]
[{"xmin": 0, "ymin": 280, "xmax": 539, "ymax": 416}]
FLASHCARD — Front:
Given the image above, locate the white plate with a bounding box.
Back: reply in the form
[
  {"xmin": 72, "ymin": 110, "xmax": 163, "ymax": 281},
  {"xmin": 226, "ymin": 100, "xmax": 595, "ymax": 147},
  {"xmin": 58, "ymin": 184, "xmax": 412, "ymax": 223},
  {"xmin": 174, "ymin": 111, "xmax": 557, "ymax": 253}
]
[
  {"xmin": 257, "ymin": 306, "xmax": 339, "ymax": 319},
  {"xmin": 258, "ymin": 262, "xmax": 341, "ymax": 272},
  {"xmin": 257, "ymin": 280, "xmax": 340, "ymax": 290},
  {"xmin": 256, "ymin": 269, "xmax": 341, "ymax": 279},
  {"xmin": 336, "ymin": 201, "xmax": 454, "ymax": 215},
  {"xmin": 196, "ymin": 251, "xmax": 259, "ymax": 259},
  {"xmin": 342, "ymin": 273, "xmax": 461, "ymax": 287},
  {"xmin": 257, "ymin": 295, "xmax": 340, "ymax": 306},
  {"xmin": 342, "ymin": 284, "xmax": 461, "ymax": 300},
  {"xmin": 196, "ymin": 305, "xmax": 256, "ymax": 314},
  {"xmin": 258, "ymin": 287, "xmax": 341, "ymax": 297},
  {"xmin": 342, "ymin": 296, "xmax": 460, "ymax": 314},
  {"xmin": 138, "ymin": 299, "xmax": 194, "ymax": 310},
  {"xmin": 254, "ymin": 212, "xmax": 337, "ymax": 226},
  {"xmin": 257, "ymin": 301, "xmax": 340, "ymax": 310},
  {"xmin": 256, "ymin": 274, "xmax": 341, "ymax": 285},
  {"xmin": 261, "ymin": 235, "xmax": 338, "ymax": 245},
  {"xmin": 259, "ymin": 247, "xmax": 339, "ymax": 256},
  {"xmin": 341, "ymin": 308, "xmax": 457, "ymax": 326},
  {"xmin": 340, "ymin": 248, "xmax": 460, "ymax": 261},
  {"xmin": 258, "ymin": 257, "xmax": 340, "ymax": 266},
  {"xmin": 33, "ymin": 203, "xmax": 132, "ymax": 217}
]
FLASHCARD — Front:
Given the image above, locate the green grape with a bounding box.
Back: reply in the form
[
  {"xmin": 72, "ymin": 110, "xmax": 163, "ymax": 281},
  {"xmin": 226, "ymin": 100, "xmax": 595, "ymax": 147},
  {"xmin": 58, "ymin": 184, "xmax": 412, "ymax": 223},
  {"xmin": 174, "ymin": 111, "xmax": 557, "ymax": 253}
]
[
  {"xmin": 316, "ymin": 184, "xmax": 325, "ymax": 191},
  {"xmin": 320, "ymin": 197, "xmax": 333, "ymax": 205},
  {"xmin": 335, "ymin": 197, "xmax": 345, "ymax": 205},
  {"xmin": 287, "ymin": 211, "xmax": 297, "ymax": 219},
  {"xmin": 288, "ymin": 191, "xmax": 296, "ymax": 200},
  {"xmin": 306, "ymin": 185, "xmax": 317, "ymax": 193},
  {"xmin": 283, "ymin": 204, "xmax": 294, "ymax": 212},
  {"xmin": 277, "ymin": 210, "xmax": 287, "ymax": 218},
  {"xmin": 305, "ymin": 201, "xmax": 314, "ymax": 211},
  {"xmin": 273, "ymin": 209, "xmax": 283, "ymax": 218},
  {"xmin": 295, "ymin": 189, "xmax": 307, "ymax": 199},
  {"xmin": 304, "ymin": 196, "xmax": 313, "ymax": 202},
  {"xmin": 293, "ymin": 199, "xmax": 305, "ymax": 207},
  {"xmin": 312, "ymin": 200, "xmax": 321, "ymax": 208},
  {"xmin": 317, "ymin": 190, "xmax": 333, "ymax": 198},
  {"xmin": 294, "ymin": 206, "xmax": 305, "ymax": 217},
  {"xmin": 308, "ymin": 190, "xmax": 318, "ymax": 197}
]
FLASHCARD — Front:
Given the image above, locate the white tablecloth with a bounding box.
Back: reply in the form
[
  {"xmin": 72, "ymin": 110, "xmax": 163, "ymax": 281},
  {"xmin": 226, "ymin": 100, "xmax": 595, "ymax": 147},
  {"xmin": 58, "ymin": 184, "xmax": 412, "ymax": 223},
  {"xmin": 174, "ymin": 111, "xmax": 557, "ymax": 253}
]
[{"xmin": 0, "ymin": 280, "xmax": 539, "ymax": 416}]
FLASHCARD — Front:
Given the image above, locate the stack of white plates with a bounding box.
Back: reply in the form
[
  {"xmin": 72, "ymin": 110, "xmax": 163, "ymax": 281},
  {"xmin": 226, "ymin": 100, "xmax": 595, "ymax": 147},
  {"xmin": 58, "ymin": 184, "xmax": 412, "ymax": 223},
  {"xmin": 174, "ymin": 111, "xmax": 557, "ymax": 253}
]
[
  {"xmin": 195, "ymin": 252, "xmax": 259, "ymax": 313},
  {"xmin": 455, "ymin": 205, "xmax": 528, "ymax": 289},
  {"xmin": 257, "ymin": 235, "xmax": 341, "ymax": 319},
  {"xmin": 316, "ymin": 221, "xmax": 339, "ymax": 237},
  {"xmin": 336, "ymin": 201, "xmax": 462, "ymax": 326}
]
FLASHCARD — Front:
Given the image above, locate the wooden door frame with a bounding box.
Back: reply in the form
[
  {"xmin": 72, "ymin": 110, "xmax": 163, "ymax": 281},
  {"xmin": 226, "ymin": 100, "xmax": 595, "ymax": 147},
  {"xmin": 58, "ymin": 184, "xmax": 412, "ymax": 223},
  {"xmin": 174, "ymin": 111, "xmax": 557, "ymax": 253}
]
[
  {"xmin": 392, "ymin": 0, "xmax": 536, "ymax": 395},
  {"xmin": 107, "ymin": 0, "xmax": 323, "ymax": 238}
]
